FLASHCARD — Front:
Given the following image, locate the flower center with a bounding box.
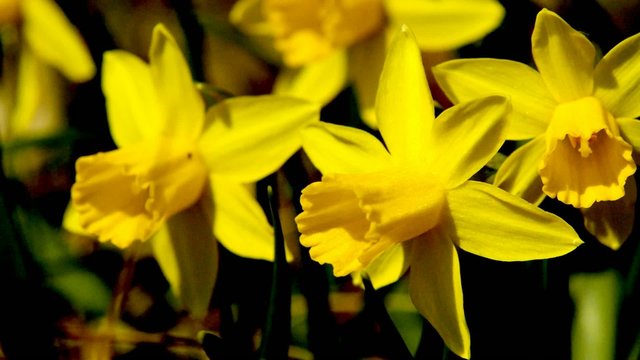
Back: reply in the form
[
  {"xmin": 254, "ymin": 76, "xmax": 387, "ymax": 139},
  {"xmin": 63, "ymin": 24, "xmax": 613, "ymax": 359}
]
[
  {"xmin": 72, "ymin": 137, "xmax": 209, "ymax": 247},
  {"xmin": 296, "ymin": 167, "xmax": 446, "ymax": 275},
  {"xmin": 263, "ymin": 0, "xmax": 385, "ymax": 66},
  {"xmin": 539, "ymin": 96, "xmax": 635, "ymax": 208}
]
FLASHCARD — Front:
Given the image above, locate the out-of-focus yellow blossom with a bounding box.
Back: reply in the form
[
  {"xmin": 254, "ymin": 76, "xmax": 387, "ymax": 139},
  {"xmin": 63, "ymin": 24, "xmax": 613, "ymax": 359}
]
[
  {"xmin": 434, "ymin": 8, "xmax": 640, "ymax": 250},
  {"xmin": 66, "ymin": 23, "xmax": 319, "ymax": 315},
  {"xmin": 230, "ymin": 0, "xmax": 504, "ymax": 127},
  {"xmin": 295, "ymin": 25, "xmax": 582, "ymax": 359},
  {"xmin": 0, "ymin": 0, "xmax": 95, "ymax": 179},
  {"xmin": 0, "ymin": 0, "xmax": 95, "ymax": 82}
]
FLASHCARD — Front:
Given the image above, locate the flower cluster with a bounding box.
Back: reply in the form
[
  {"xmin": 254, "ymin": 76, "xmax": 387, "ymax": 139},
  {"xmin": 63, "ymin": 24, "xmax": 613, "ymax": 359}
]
[{"xmin": 3, "ymin": 2, "xmax": 639, "ymax": 359}]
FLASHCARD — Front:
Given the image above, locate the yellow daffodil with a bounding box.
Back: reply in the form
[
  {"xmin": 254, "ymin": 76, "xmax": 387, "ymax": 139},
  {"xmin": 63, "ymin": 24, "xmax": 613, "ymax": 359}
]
[
  {"xmin": 67, "ymin": 23, "xmax": 319, "ymax": 315},
  {"xmin": 0, "ymin": 0, "xmax": 95, "ymax": 82},
  {"xmin": 295, "ymin": 25, "xmax": 582, "ymax": 359},
  {"xmin": 0, "ymin": 0, "xmax": 95, "ymax": 178},
  {"xmin": 433, "ymin": 8, "xmax": 640, "ymax": 249},
  {"xmin": 230, "ymin": 0, "xmax": 504, "ymax": 127}
]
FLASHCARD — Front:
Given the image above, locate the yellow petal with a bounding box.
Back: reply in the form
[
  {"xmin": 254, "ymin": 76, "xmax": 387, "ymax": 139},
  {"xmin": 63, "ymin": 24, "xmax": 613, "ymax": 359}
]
[
  {"xmin": 152, "ymin": 203, "xmax": 218, "ymax": 317},
  {"xmin": 273, "ymin": 50, "xmax": 348, "ymax": 105},
  {"xmin": 446, "ymin": 181, "xmax": 582, "ymax": 261},
  {"xmin": 206, "ymin": 177, "xmax": 280, "ymax": 261},
  {"xmin": 199, "ymin": 95, "xmax": 319, "ymax": 182},
  {"xmin": 427, "ymin": 96, "xmax": 510, "ymax": 189},
  {"xmin": 230, "ymin": 0, "xmax": 273, "ymax": 36},
  {"xmin": 10, "ymin": 47, "xmax": 64, "ymax": 139},
  {"xmin": 228, "ymin": 0, "xmax": 282, "ymax": 64},
  {"xmin": 531, "ymin": 9, "xmax": 595, "ymax": 102},
  {"xmin": 300, "ymin": 122, "xmax": 392, "ymax": 174},
  {"xmin": 582, "ymin": 176, "xmax": 636, "ymax": 250},
  {"xmin": 349, "ymin": 31, "xmax": 387, "ymax": 128},
  {"xmin": 385, "ymin": 0, "xmax": 504, "ymax": 51},
  {"xmin": 22, "ymin": 0, "xmax": 96, "ymax": 82},
  {"xmin": 71, "ymin": 138, "xmax": 208, "ymax": 247},
  {"xmin": 296, "ymin": 179, "xmax": 373, "ymax": 277},
  {"xmin": 149, "ymin": 24, "xmax": 204, "ymax": 140},
  {"xmin": 409, "ymin": 230, "xmax": 470, "ymax": 359},
  {"xmin": 594, "ymin": 33, "xmax": 640, "ymax": 118},
  {"xmin": 617, "ymin": 117, "xmax": 640, "ymax": 153},
  {"xmin": 494, "ymin": 136, "xmax": 547, "ymax": 206},
  {"xmin": 376, "ymin": 25, "xmax": 434, "ymax": 164},
  {"xmin": 433, "ymin": 58, "xmax": 555, "ymax": 140},
  {"xmin": 102, "ymin": 50, "xmax": 163, "ymax": 147},
  {"xmin": 363, "ymin": 242, "xmax": 410, "ymax": 290},
  {"xmin": 542, "ymin": 97, "xmax": 636, "ymax": 208}
]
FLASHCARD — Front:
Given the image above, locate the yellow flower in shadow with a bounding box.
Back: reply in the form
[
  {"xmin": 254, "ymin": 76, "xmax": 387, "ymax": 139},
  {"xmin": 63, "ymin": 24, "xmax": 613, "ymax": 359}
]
[{"xmin": 230, "ymin": 0, "xmax": 505, "ymax": 127}]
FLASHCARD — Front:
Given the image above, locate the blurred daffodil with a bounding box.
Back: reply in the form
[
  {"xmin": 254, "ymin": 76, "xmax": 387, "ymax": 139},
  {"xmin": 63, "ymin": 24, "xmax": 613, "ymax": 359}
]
[
  {"xmin": 434, "ymin": 8, "xmax": 640, "ymax": 249},
  {"xmin": 295, "ymin": 25, "xmax": 582, "ymax": 359},
  {"xmin": 0, "ymin": 0, "xmax": 95, "ymax": 82},
  {"xmin": 0, "ymin": 0, "xmax": 95, "ymax": 178},
  {"xmin": 230, "ymin": 0, "xmax": 504, "ymax": 127}
]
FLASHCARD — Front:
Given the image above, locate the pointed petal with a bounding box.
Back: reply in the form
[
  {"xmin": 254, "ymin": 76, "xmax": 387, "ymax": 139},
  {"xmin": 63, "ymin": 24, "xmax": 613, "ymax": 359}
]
[
  {"xmin": 363, "ymin": 242, "xmax": 410, "ymax": 290},
  {"xmin": 531, "ymin": 9, "xmax": 595, "ymax": 102},
  {"xmin": 433, "ymin": 58, "xmax": 554, "ymax": 140},
  {"xmin": 427, "ymin": 96, "xmax": 510, "ymax": 189},
  {"xmin": 409, "ymin": 231, "xmax": 470, "ymax": 359},
  {"xmin": 199, "ymin": 96, "xmax": 320, "ymax": 182},
  {"xmin": 618, "ymin": 117, "xmax": 640, "ymax": 153},
  {"xmin": 376, "ymin": 25, "xmax": 434, "ymax": 163},
  {"xmin": 446, "ymin": 181, "xmax": 582, "ymax": 261},
  {"xmin": 301, "ymin": 122, "xmax": 392, "ymax": 174},
  {"xmin": 385, "ymin": 0, "xmax": 504, "ymax": 51},
  {"xmin": 494, "ymin": 136, "xmax": 547, "ymax": 205},
  {"xmin": 594, "ymin": 33, "xmax": 640, "ymax": 118},
  {"xmin": 207, "ymin": 177, "xmax": 279, "ymax": 261},
  {"xmin": 149, "ymin": 24, "xmax": 204, "ymax": 140},
  {"xmin": 273, "ymin": 50, "xmax": 348, "ymax": 106},
  {"xmin": 22, "ymin": 0, "xmax": 96, "ymax": 82},
  {"xmin": 349, "ymin": 31, "xmax": 387, "ymax": 128},
  {"xmin": 102, "ymin": 50, "xmax": 163, "ymax": 147},
  {"xmin": 152, "ymin": 203, "xmax": 218, "ymax": 318},
  {"xmin": 582, "ymin": 176, "xmax": 636, "ymax": 250}
]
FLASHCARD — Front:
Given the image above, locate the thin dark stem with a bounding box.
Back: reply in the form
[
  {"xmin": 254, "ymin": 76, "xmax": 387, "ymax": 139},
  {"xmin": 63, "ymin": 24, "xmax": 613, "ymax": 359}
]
[{"xmin": 258, "ymin": 181, "xmax": 291, "ymax": 359}]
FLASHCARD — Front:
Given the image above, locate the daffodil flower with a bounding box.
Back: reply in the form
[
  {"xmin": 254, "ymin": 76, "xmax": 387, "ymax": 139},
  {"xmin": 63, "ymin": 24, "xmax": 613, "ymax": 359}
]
[
  {"xmin": 295, "ymin": 25, "xmax": 582, "ymax": 359},
  {"xmin": 68, "ymin": 24, "xmax": 319, "ymax": 315},
  {"xmin": 0, "ymin": 0, "xmax": 95, "ymax": 177},
  {"xmin": 230, "ymin": 0, "xmax": 504, "ymax": 127},
  {"xmin": 433, "ymin": 8, "xmax": 640, "ymax": 249},
  {"xmin": 1, "ymin": 0, "xmax": 95, "ymax": 82}
]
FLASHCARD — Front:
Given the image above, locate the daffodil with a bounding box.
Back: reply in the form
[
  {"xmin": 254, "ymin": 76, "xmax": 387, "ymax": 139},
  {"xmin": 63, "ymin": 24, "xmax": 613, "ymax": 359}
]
[
  {"xmin": 230, "ymin": 0, "xmax": 504, "ymax": 127},
  {"xmin": 433, "ymin": 8, "xmax": 640, "ymax": 250},
  {"xmin": 0, "ymin": 0, "xmax": 95, "ymax": 82},
  {"xmin": 67, "ymin": 23, "xmax": 319, "ymax": 315},
  {"xmin": 0, "ymin": 0, "xmax": 95, "ymax": 178},
  {"xmin": 295, "ymin": 25, "xmax": 582, "ymax": 359}
]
